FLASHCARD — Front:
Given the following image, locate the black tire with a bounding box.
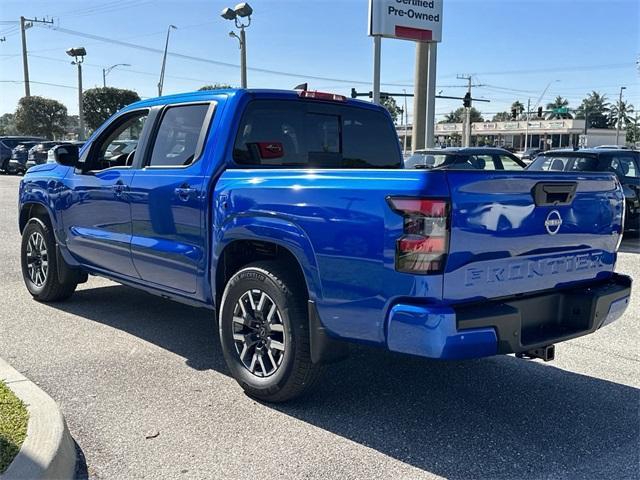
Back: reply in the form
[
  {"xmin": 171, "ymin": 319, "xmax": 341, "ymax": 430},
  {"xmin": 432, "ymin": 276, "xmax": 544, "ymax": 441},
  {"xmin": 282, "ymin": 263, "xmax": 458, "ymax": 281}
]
[
  {"xmin": 21, "ymin": 219, "xmax": 78, "ymax": 302},
  {"xmin": 219, "ymin": 261, "xmax": 321, "ymax": 402}
]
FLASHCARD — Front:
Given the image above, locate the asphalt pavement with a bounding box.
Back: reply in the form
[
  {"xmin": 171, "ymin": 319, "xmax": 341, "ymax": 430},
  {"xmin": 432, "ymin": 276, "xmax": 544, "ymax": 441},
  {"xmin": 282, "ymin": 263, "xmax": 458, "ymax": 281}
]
[{"xmin": 0, "ymin": 175, "xmax": 638, "ymax": 480}]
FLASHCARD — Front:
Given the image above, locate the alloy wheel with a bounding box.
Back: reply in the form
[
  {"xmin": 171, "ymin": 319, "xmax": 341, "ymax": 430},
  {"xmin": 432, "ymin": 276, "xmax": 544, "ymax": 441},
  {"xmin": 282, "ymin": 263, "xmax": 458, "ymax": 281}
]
[
  {"xmin": 25, "ymin": 231, "xmax": 48, "ymax": 287},
  {"xmin": 232, "ymin": 289, "xmax": 286, "ymax": 377}
]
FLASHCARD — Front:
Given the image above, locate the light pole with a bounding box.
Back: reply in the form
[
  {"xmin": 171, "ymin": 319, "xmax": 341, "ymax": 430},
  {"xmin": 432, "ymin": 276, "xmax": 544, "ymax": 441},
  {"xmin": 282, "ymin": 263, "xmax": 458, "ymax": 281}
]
[
  {"xmin": 615, "ymin": 86, "xmax": 627, "ymax": 145},
  {"xmin": 103, "ymin": 63, "xmax": 131, "ymax": 87},
  {"xmin": 66, "ymin": 47, "xmax": 86, "ymax": 141},
  {"xmin": 158, "ymin": 24, "xmax": 177, "ymax": 96},
  {"xmin": 221, "ymin": 3, "xmax": 253, "ymax": 88}
]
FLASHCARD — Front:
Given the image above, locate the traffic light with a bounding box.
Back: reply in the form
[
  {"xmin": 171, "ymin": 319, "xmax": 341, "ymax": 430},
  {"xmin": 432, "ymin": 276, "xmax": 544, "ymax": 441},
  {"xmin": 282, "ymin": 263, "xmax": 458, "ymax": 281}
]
[
  {"xmin": 511, "ymin": 107, "xmax": 517, "ymax": 119},
  {"xmin": 537, "ymin": 106, "xmax": 543, "ymax": 118},
  {"xmin": 463, "ymin": 92, "xmax": 471, "ymax": 108},
  {"xmin": 351, "ymin": 88, "xmax": 357, "ymax": 99}
]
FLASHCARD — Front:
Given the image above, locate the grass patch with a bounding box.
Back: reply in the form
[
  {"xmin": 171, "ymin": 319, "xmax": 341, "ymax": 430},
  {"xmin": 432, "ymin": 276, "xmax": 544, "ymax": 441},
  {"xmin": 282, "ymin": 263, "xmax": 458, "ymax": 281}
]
[{"xmin": 0, "ymin": 380, "xmax": 29, "ymax": 474}]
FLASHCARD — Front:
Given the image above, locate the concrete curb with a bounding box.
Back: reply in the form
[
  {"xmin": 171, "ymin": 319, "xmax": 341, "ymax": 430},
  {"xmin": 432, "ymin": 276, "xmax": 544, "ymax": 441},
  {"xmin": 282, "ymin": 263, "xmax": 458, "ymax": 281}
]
[{"xmin": 0, "ymin": 358, "xmax": 76, "ymax": 480}]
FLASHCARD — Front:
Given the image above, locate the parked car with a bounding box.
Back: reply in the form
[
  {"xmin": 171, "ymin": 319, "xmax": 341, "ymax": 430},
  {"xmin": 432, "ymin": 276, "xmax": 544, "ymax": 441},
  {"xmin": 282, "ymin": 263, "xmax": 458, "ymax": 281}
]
[
  {"xmin": 593, "ymin": 145, "xmax": 631, "ymax": 150},
  {"xmin": 528, "ymin": 148, "xmax": 640, "ymax": 232},
  {"xmin": 26, "ymin": 141, "xmax": 64, "ymax": 170},
  {"xmin": 404, "ymin": 147, "xmax": 526, "ymax": 170},
  {"xmin": 8, "ymin": 141, "xmax": 41, "ymax": 174},
  {"xmin": 18, "ymin": 89, "xmax": 631, "ymax": 402},
  {"xmin": 516, "ymin": 147, "xmax": 542, "ymax": 162},
  {"xmin": 0, "ymin": 136, "xmax": 44, "ymax": 172}
]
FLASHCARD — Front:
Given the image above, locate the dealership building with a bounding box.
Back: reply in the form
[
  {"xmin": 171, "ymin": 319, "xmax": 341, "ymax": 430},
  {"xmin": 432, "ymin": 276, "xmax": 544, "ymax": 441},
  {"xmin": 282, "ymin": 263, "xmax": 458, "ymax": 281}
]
[{"xmin": 397, "ymin": 118, "xmax": 625, "ymax": 151}]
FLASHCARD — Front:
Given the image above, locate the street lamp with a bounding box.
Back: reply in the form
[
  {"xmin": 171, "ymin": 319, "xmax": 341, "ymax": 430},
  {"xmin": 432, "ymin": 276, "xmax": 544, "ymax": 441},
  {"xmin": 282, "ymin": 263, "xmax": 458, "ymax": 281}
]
[
  {"xmin": 158, "ymin": 24, "xmax": 177, "ymax": 96},
  {"xmin": 615, "ymin": 86, "xmax": 627, "ymax": 145},
  {"xmin": 66, "ymin": 47, "xmax": 86, "ymax": 141},
  {"xmin": 103, "ymin": 63, "xmax": 131, "ymax": 88},
  {"xmin": 220, "ymin": 2, "xmax": 253, "ymax": 88}
]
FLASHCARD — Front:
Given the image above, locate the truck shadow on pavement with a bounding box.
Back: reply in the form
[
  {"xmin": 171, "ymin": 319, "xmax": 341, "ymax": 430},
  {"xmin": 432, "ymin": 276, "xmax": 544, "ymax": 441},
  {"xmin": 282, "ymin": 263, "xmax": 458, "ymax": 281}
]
[{"xmin": 51, "ymin": 284, "xmax": 639, "ymax": 480}]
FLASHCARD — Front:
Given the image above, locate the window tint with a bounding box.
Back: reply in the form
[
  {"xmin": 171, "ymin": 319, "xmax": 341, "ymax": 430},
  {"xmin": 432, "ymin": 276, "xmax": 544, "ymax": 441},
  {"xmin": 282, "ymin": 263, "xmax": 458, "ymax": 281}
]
[
  {"xmin": 498, "ymin": 154, "xmax": 524, "ymax": 170},
  {"xmin": 450, "ymin": 154, "xmax": 493, "ymax": 170},
  {"xmin": 233, "ymin": 100, "xmax": 401, "ymax": 168},
  {"xmin": 609, "ymin": 155, "xmax": 638, "ymax": 177},
  {"xmin": 148, "ymin": 104, "xmax": 209, "ymax": 167},
  {"xmin": 87, "ymin": 110, "xmax": 148, "ymax": 171}
]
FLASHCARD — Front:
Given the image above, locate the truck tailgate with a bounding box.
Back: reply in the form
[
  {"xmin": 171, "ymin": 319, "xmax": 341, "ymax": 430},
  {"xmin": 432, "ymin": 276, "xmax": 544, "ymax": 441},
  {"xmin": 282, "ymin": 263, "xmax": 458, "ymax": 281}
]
[{"xmin": 443, "ymin": 171, "xmax": 624, "ymax": 303}]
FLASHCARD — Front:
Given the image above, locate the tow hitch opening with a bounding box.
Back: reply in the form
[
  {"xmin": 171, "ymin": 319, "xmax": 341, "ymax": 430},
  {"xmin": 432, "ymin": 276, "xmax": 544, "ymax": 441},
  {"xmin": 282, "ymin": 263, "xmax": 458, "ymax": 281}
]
[{"xmin": 516, "ymin": 345, "xmax": 555, "ymax": 362}]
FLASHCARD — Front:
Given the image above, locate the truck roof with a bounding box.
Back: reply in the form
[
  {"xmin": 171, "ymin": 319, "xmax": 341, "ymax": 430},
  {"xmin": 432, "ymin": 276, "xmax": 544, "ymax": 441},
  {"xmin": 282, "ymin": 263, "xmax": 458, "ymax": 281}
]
[{"xmin": 126, "ymin": 88, "xmax": 381, "ymax": 111}]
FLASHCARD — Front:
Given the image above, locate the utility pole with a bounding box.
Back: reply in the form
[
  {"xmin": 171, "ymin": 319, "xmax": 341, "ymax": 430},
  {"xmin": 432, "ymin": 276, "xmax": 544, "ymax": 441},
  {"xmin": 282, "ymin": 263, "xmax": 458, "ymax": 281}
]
[
  {"xmin": 524, "ymin": 98, "xmax": 531, "ymax": 150},
  {"xmin": 615, "ymin": 86, "xmax": 626, "ymax": 145},
  {"xmin": 403, "ymin": 88, "xmax": 408, "ymax": 154},
  {"xmin": 457, "ymin": 74, "xmax": 473, "ymax": 147},
  {"xmin": 20, "ymin": 16, "xmax": 30, "ymax": 97},
  {"xmin": 19, "ymin": 16, "xmax": 54, "ymax": 98}
]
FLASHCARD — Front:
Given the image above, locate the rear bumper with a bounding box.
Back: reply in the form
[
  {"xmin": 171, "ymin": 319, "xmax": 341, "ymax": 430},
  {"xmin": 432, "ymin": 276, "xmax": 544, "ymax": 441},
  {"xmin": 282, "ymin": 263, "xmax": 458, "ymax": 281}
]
[{"xmin": 386, "ymin": 273, "xmax": 632, "ymax": 360}]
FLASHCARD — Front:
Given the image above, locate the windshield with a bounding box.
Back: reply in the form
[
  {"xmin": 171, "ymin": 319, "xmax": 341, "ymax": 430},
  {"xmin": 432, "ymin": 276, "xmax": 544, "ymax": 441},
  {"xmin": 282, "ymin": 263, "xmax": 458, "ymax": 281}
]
[{"xmin": 404, "ymin": 152, "xmax": 449, "ymax": 169}]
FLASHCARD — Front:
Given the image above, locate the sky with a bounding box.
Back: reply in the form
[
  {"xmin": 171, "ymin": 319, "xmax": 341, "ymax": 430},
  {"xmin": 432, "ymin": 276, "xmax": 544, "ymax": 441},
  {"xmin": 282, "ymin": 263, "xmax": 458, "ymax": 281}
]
[{"xmin": 0, "ymin": 0, "xmax": 638, "ymax": 123}]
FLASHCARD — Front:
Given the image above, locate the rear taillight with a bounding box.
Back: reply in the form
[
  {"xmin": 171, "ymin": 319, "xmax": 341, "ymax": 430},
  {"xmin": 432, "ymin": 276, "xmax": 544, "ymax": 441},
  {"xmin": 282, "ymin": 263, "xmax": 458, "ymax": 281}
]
[{"xmin": 387, "ymin": 197, "xmax": 449, "ymax": 274}]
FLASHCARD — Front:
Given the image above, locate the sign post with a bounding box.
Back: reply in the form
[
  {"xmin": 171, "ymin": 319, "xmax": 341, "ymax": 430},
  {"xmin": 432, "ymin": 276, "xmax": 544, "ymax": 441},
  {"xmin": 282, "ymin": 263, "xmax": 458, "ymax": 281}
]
[{"xmin": 368, "ymin": 0, "xmax": 443, "ymax": 150}]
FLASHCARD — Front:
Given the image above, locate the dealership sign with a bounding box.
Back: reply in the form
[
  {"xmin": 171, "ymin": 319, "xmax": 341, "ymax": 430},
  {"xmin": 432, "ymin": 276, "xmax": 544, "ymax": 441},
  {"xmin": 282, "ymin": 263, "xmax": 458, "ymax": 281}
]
[{"xmin": 369, "ymin": 0, "xmax": 443, "ymax": 42}]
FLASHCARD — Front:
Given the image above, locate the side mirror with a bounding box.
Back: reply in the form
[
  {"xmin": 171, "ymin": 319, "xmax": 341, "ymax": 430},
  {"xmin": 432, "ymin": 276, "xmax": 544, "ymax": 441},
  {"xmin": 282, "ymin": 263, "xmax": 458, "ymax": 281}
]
[{"xmin": 53, "ymin": 145, "xmax": 80, "ymax": 167}]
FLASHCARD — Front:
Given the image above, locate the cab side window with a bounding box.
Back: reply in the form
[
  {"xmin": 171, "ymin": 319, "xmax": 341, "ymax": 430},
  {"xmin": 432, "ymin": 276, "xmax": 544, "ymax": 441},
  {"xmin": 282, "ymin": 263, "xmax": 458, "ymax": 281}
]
[
  {"xmin": 85, "ymin": 110, "xmax": 148, "ymax": 172},
  {"xmin": 147, "ymin": 104, "xmax": 210, "ymax": 167}
]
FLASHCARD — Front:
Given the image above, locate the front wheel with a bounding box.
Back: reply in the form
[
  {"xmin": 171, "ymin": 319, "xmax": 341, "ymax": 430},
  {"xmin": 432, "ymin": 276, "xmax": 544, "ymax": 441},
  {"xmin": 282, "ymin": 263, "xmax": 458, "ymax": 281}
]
[
  {"xmin": 219, "ymin": 261, "xmax": 321, "ymax": 402},
  {"xmin": 21, "ymin": 219, "xmax": 78, "ymax": 302}
]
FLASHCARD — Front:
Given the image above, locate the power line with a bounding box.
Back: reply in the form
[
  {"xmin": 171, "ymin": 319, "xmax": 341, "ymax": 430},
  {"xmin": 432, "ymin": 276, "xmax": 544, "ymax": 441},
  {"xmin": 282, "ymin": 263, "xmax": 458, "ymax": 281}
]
[
  {"xmin": 37, "ymin": 24, "xmax": 415, "ymax": 87},
  {"xmin": 0, "ymin": 79, "xmax": 76, "ymax": 89}
]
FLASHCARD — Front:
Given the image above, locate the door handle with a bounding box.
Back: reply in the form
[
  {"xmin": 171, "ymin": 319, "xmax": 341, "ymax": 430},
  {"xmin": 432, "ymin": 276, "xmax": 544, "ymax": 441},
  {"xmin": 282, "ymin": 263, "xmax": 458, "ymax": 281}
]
[
  {"xmin": 175, "ymin": 185, "xmax": 196, "ymax": 201},
  {"xmin": 112, "ymin": 182, "xmax": 127, "ymax": 197}
]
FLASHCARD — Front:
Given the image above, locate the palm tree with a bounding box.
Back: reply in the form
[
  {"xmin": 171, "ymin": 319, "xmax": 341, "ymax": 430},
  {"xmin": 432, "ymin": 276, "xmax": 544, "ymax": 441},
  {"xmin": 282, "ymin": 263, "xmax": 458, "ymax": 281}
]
[
  {"xmin": 545, "ymin": 96, "xmax": 572, "ymax": 119},
  {"xmin": 576, "ymin": 91, "xmax": 610, "ymax": 129},
  {"xmin": 511, "ymin": 101, "xmax": 525, "ymax": 119},
  {"xmin": 609, "ymin": 100, "xmax": 635, "ymax": 129}
]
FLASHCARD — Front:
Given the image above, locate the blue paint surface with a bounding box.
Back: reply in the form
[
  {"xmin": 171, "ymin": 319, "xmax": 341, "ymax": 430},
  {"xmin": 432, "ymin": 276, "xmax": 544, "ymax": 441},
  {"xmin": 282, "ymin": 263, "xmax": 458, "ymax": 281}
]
[{"xmin": 17, "ymin": 88, "xmax": 631, "ymax": 360}]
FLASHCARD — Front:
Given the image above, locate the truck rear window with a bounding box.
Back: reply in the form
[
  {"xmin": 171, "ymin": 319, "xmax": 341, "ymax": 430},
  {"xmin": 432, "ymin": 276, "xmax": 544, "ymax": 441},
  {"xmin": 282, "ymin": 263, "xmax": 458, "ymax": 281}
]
[{"xmin": 233, "ymin": 100, "xmax": 401, "ymax": 169}]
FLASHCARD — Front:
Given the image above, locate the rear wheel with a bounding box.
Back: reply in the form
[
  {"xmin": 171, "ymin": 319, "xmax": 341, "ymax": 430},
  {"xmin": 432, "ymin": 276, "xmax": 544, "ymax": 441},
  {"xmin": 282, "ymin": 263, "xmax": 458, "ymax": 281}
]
[
  {"xmin": 219, "ymin": 261, "xmax": 321, "ymax": 402},
  {"xmin": 21, "ymin": 219, "xmax": 78, "ymax": 302}
]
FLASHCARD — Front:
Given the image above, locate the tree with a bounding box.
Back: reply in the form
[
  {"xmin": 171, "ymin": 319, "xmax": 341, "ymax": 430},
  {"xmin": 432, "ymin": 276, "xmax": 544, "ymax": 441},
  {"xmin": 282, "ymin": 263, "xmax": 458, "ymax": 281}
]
[
  {"xmin": 511, "ymin": 100, "xmax": 525, "ymax": 118},
  {"xmin": 576, "ymin": 91, "xmax": 610, "ymax": 129},
  {"xmin": 626, "ymin": 114, "xmax": 639, "ymax": 145},
  {"xmin": 545, "ymin": 96, "xmax": 572, "ymax": 119},
  {"xmin": 492, "ymin": 112, "xmax": 512, "ymax": 122},
  {"xmin": 0, "ymin": 113, "xmax": 18, "ymax": 135},
  {"xmin": 14, "ymin": 96, "xmax": 68, "ymax": 139},
  {"xmin": 381, "ymin": 96, "xmax": 402, "ymax": 124},
  {"xmin": 83, "ymin": 87, "xmax": 141, "ymax": 131},
  {"xmin": 609, "ymin": 99, "xmax": 634, "ymax": 130},
  {"xmin": 198, "ymin": 83, "xmax": 232, "ymax": 91},
  {"xmin": 441, "ymin": 107, "xmax": 483, "ymax": 123}
]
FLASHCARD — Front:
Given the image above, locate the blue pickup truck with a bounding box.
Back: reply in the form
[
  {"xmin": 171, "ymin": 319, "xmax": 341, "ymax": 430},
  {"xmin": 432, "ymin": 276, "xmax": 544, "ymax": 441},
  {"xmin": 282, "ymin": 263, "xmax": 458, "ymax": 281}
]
[{"xmin": 18, "ymin": 89, "xmax": 632, "ymax": 401}]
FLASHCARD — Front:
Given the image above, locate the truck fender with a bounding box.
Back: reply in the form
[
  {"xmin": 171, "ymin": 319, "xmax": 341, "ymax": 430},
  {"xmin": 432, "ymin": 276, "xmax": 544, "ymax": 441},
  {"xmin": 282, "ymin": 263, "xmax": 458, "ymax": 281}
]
[{"xmin": 213, "ymin": 215, "xmax": 323, "ymax": 302}]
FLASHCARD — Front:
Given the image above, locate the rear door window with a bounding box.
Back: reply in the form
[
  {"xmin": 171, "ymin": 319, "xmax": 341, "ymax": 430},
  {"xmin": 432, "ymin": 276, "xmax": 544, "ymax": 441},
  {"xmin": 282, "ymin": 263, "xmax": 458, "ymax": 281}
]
[
  {"xmin": 147, "ymin": 104, "xmax": 210, "ymax": 167},
  {"xmin": 233, "ymin": 100, "xmax": 401, "ymax": 168},
  {"xmin": 608, "ymin": 154, "xmax": 638, "ymax": 178},
  {"xmin": 497, "ymin": 154, "xmax": 524, "ymax": 170}
]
